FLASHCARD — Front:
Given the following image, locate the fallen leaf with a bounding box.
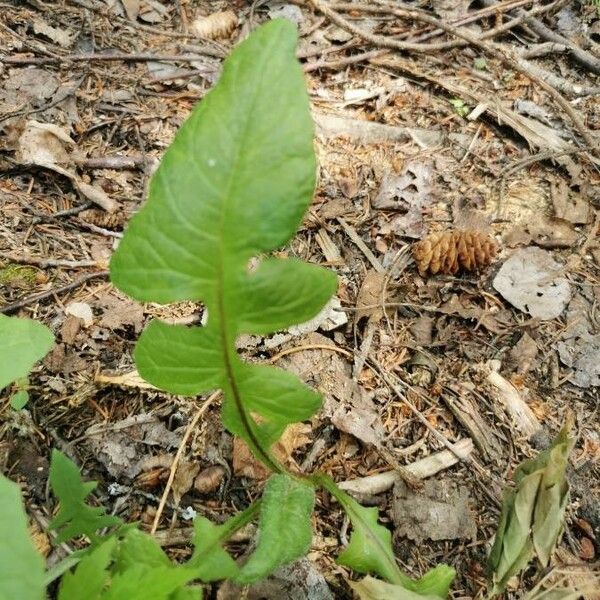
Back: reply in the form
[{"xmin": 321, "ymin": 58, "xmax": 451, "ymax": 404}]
[
  {"xmin": 32, "ymin": 18, "xmax": 74, "ymax": 48},
  {"xmin": 552, "ymin": 180, "xmax": 589, "ymax": 225},
  {"xmin": 0, "ymin": 69, "xmax": 58, "ymax": 114},
  {"xmin": 507, "ymin": 332, "xmax": 538, "ymax": 375},
  {"xmin": 60, "ymin": 315, "xmax": 82, "ymax": 345},
  {"xmin": 95, "ymin": 369, "xmax": 159, "ymax": 390},
  {"xmin": 194, "ymin": 465, "xmax": 226, "ymax": 494},
  {"xmin": 373, "ymin": 160, "xmax": 434, "ymax": 238},
  {"xmin": 121, "ymin": 0, "xmax": 141, "ymax": 21},
  {"xmin": 287, "ymin": 296, "xmax": 347, "ymax": 335},
  {"xmin": 15, "ymin": 121, "xmax": 116, "ymax": 212},
  {"xmin": 355, "ymin": 270, "xmax": 386, "ymax": 323},
  {"xmin": 65, "ymin": 301, "xmax": 94, "ymax": 328},
  {"xmin": 393, "ymin": 477, "xmax": 476, "ymax": 542},
  {"xmin": 555, "ymin": 295, "xmax": 600, "ymax": 388},
  {"xmin": 268, "ymin": 4, "xmax": 304, "ymax": 26},
  {"xmin": 493, "ymin": 247, "xmax": 571, "ymax": 320},
  {"xmin": 233, "ymin": 422, "xmax": 311, "ymax": 480},
  {"xmin": 86, "ymin": 414, "xmax": 182, "ymax": 478},
  {"xmin": 97, "ymin": 292, "xmax": 144, "ymax": 332},
  {"xmin": 172, "ymin": 461, "xmax": 201, "ymax": 503}
]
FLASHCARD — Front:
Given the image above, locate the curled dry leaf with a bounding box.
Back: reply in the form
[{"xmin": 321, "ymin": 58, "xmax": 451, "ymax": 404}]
[
  {"xmin": 194, "ymin": 465, "xmax": 226, "ymax": 494},
  {"xmin": 412, "ymin": 229, "xmax": 497, "ymax": 276},
  {"xmin": 15, "ymin": 121, "xmax": 116, "ymax": 212},
  {"xmin": 191, "ymin": 10, "xmax": 238, "ymax": 39}
]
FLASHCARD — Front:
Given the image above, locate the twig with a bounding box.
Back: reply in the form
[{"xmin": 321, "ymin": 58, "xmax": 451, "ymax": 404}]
[
  {"xmin": 0, "ymin": 271, "xmax": 109, "ymax": 314},
  {"xmin": 309, "ymin": 0, "xmax": 599, "ymax": 157},
  {"xmin": 0, "ymin": 53, "xmax": 218, "ymax": 66},
  {"xmin": 368, "ymin": 358, "xmax": 502, "ymax": 506},
  {"xmin": 337, "ymin": 218, "xmax": 384, "ymax": 273},
  {"xmin": 74, "ymin": 155, "xmax": 146, "ymax": 170},
  {"xmin": 269, "ymin": 343, "xmax": 352, "ymax": 363},
  {"xmin": 76, "ymin": 221, "xmax": 123, "ymax": 238},
  {"xmin": 338, "ymin": 438, "xmax": 474, "ymax": 496},
  {"xmin": 1, "ymin": 253, "xmax": 99, "ymax": 269},
  {"xmin": 481, "ymin": 0, "xmax": 600, "ymax": 74},
  {"xmin": 316, "ymin": 0, "xmax": 561, "ymax": 52},
  {"xmin": 304, "ymin": 48, "xmax": 388, "ymax": 72},
  {"xmin": 521, "ymin": 42, "xmax": 568, "ymax": 58},
  {"xmin": 151, "ymin": 392, "xmax": 220, "ymax": 535}
]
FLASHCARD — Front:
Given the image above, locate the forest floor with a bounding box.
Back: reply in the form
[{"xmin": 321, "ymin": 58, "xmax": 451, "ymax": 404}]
[{"xmin": 1, "ymin": 1, "xmax": 599, "ymax": 598}]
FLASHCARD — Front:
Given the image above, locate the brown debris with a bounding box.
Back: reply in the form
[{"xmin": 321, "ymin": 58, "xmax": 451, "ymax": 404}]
[
  {"xmin": 191, "ymin": 11, "xmax": 238, "ymax": 40},
  {"xmin": 412, "ymin": 229, "xmax": 498, "ymax": 276}
]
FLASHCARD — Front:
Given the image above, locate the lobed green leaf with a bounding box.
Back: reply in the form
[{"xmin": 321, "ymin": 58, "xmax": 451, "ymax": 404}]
[
  {"xmin": 58, "ymin": 536, "xmax": 116, "ymax": 600},
  {"xmin": 48, "ymin": 449, "xmax": 122, "ymax": 544},
  {"xmin": 110, "ymin": 19, "xmax": 336, "ymax": 465},
  {"xmin": 317, "ymin": 475, "xmax": 455, "ymax": 597},
  {"xmin": 349, "ymin": 575, "xmax": 447, "ymax": 600}
]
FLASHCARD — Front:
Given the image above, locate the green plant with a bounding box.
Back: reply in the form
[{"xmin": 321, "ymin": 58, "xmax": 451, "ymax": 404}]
[
  {"xmin": 0, "ymin": 313, "xmax": 54, "ymax": 409},
  {"xmin": 448, "ymin": 98, "xmax": 470, "ymax": 118},
  {"xmin": 0, "ymin": 450, "xmax": 222, "ymax": 599},
  {"xmin": 486, "ymin": 423, "xmax": 574, "ymax": 598},
  {"xmin": 109, "ymin": 17, "xmax": 453, "ymax": 597}
]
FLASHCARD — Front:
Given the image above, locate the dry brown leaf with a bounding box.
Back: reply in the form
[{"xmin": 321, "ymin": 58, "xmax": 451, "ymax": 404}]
[
  {"xmin": 232, "ymin": 423, "xmax": 311, "ymax": 480},
  {"xmin": 172, "ymin": 460, "xmax": 201, "ymax": 503},
  {"xmin": 194, "ymin": 465, "xmax": 226, "ymax": 494},
  {"xmin": 412, "ymin": 229, "xmax": 497, "ymax": 276},
  {"xmin": 15, "ymin": 121, "xmax": 116, "ymax": 212},
  {"xmin": 191, "ymin": 11, "xmax": 237, "ymax": 39},
  {"xmin": 355, "ymin": 270, "xmax": 386, "ymax": 323}
]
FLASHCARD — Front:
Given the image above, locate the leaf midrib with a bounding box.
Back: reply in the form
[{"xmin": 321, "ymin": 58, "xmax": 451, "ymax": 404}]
[{"xmin": 214, "ymin": 28, "xmax": 287, "ymax": 473}]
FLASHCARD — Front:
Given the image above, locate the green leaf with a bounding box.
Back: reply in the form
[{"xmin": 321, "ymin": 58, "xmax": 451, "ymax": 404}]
[
  {"xmin": 188, "ymin": 499, "xmax": 260, "ymax": 582},
  {"xmin": 188, "ymin": 517, "xmax": 240, "ymax": 582},
  {"xmin": 110, "ymin": 19, "xmax": 336, "ymax": 466},
  {"xmin": 317, "ymin": 475, "xmax": 454, "ymax": 597},
  {"xmin": 236, "ymin": 474, "xmax": 315, "ymax": 584},
  {"xmin": 487, "ymin": 423, "xmax": 575, "ymax": 595},
  {"xmin": 58, "ymin": 536, "xmax": 116, "ymax": 600},
  {"xmin": 448, "ymin": 98, "xmax": 469, "ymax": 118},
  {"xmin": 100, "ymin": 565, "xmax": 198, "ymax": 600},
  {"xmin": 0, "ymin": 314, "xmax": 53, "ymax": 391},
  {"xmin": 0, "ymin": 475, "xmax": 46, "ymax": 600},
  {"xmin": 349, "ymin": 576, "xmax": 446, "ymax": 600},
  {"xmin": 48, "ymin": 449, "xmax": 122, "ymax": 544},
  {"xmin": 169, "ymin": 587, "xmax": 203, "ymax": 600},
  {"xmin": 530, "ymin": 427, "xmax": 574, "ymax": 566},
  {"xmin": 112, "ymin": 528, "xmax": 171, "ymax": 573},
  {"xmin": 10, "ymin": 389, "xmax": 29, "ymax": 410},
  {"xmin": 318, "ymin": 474, "xmax": 404, "ymax": 585}
]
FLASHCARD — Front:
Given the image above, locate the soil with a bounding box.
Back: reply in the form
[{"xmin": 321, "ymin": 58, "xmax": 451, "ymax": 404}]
[{"xmin": 1, "ymin": 1, "xmax": 599, "ymax": 598}]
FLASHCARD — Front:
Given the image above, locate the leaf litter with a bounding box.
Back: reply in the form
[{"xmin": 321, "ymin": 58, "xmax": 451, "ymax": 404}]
[{"xmin": 1, "ymin": 1, "xmax": 599, "ymax": 598}]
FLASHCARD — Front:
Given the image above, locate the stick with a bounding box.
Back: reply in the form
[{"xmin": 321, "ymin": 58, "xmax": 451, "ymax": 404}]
[
  {"xmin": 150, "ymin": 392, "xmax": 220, "ymax": 535},
  {"xmin": 0, "ymin": 53, "xmax": 218, "ymax": 66},
  {"xmin": 0, "ymin": 271, "xmax": 109, "ymax": 314},
  {"xmin": 309, "ymin": 0, "xmax": 599, "ymax": 157}
]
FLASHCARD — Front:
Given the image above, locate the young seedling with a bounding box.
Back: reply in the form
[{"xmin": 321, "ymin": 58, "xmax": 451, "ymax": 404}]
[{"xmin": 110, "ymin": 18, "xmax": 454, "ymax": 594}]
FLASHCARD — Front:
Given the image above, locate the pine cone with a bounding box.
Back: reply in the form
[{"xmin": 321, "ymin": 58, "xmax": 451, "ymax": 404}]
[{"xmin": 412, "ymin": 230, "xmax": 497, "ymax": 276}]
